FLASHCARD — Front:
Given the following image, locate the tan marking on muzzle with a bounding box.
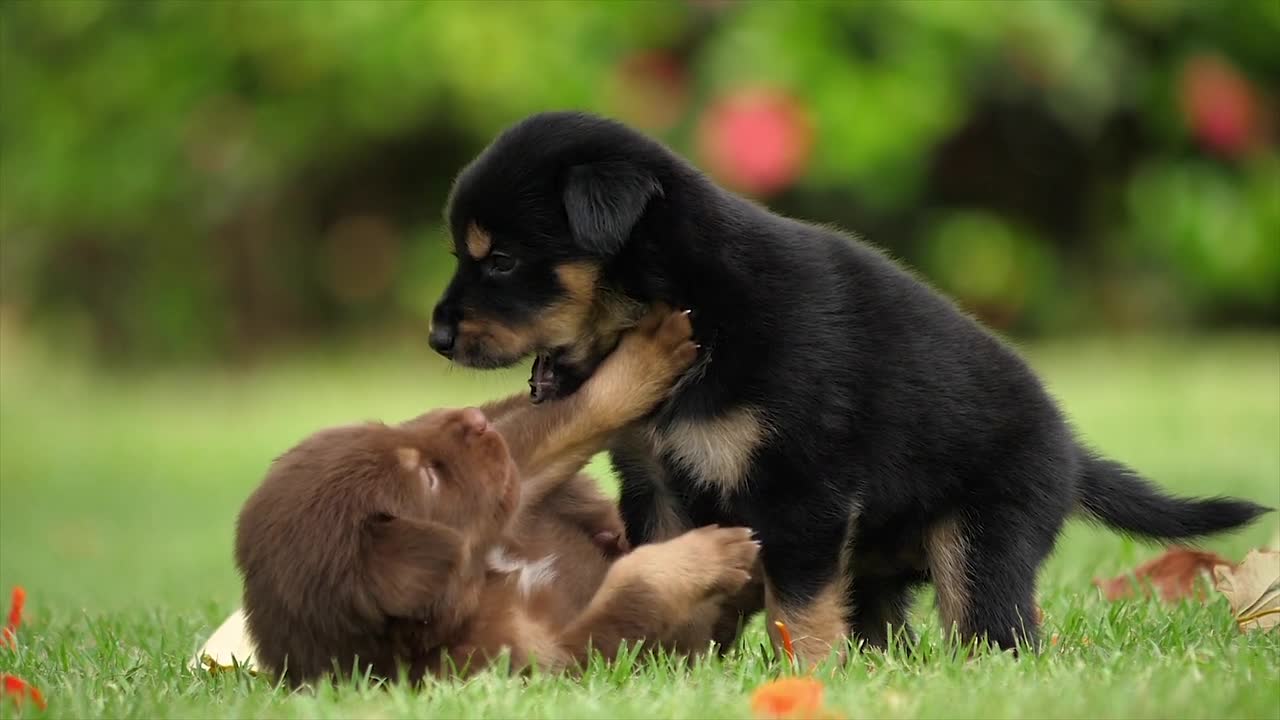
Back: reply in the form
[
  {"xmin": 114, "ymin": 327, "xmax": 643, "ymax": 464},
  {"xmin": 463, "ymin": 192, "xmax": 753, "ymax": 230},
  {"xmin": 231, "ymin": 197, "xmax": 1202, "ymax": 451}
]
[{"xmin": 457, "ymin": 318, "xmax": 536, "ymax": 360}]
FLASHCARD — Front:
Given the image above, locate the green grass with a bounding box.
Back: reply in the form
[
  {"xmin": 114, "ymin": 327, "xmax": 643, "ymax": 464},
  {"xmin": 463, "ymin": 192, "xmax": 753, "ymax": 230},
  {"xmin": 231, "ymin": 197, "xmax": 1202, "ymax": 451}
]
[{"xmin": 1, "ymin": 332, "xmax": 1278, "ymax": 719}]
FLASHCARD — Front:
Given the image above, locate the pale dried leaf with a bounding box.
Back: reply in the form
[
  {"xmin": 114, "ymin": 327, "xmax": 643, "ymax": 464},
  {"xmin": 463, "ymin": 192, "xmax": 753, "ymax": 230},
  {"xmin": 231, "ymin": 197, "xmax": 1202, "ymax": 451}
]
[
  {"xmin": 1213, "ymin": 550, "xmax": 1280, "ymax": 633},
  {"xmin": 190, "ymin": 608, "xmax": 259, "ymax": 674}
]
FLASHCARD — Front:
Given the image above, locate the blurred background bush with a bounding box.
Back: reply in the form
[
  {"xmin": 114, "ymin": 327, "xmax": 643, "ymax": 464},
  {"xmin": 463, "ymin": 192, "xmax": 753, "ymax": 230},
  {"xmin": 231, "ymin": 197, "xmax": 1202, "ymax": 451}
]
[{"xmin": 1, "ymin": 0, "xmax": 1277, "ymax": 365}]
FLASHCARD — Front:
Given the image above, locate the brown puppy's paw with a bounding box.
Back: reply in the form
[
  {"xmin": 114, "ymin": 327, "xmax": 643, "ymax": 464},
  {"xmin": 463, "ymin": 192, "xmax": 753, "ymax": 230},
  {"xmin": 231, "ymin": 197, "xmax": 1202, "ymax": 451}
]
[
  {"xmin": 654, "ymin": 307, "xmax": 698, "ymax": 373},
  {"xmin": 628, "ymin": 303, "xmax": 696, "ymax": 370},
  {"xmin": 621, "ymin": 525, "xmax": 760, "ymax": 607},
  {"xmin": 585, "ymin": 305, "xmax": 697, "ymax": 424},
  {"xmin": 679, "ymin": 525, "xmax": 760, "ymax": 598}
]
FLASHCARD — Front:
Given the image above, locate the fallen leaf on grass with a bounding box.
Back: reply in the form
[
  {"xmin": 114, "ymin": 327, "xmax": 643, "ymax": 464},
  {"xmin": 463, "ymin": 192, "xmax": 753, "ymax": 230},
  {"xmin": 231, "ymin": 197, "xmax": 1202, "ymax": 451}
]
[
  {"xmin": 1093, "ymin": 547, "xmax": 1232, "ymax": 602},
  {"xmin": 190, "ymin": 608, "xmax": 260, "ymax": 674},
  {"xmin": 1213, "ymin": 549, "xmax": 1280, "ymax": 632}
]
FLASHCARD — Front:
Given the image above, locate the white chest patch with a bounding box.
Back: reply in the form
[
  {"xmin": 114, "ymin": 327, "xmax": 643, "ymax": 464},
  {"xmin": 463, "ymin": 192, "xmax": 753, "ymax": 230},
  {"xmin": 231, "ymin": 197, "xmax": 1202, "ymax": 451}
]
[
  {"xmin": 647, "ymin": 406, "xmax": 772, "ymax": 499},
  {"xmin": 486, "ymin": 547, "xmax": 559, "ymax": 597}
]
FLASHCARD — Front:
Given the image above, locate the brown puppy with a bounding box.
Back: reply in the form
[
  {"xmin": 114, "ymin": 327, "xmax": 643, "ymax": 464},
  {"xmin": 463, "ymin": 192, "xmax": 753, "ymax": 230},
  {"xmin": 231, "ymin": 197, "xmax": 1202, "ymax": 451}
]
[{"xmin": 236, "ymin": 308, "xmax": 760, "ymax": 686}]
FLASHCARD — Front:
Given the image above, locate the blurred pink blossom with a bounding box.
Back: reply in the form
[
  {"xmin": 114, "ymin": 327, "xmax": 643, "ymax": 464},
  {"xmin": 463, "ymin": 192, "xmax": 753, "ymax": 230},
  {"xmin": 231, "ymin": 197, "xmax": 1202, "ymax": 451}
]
[
  {"xmin": 696, "ymin": 87, "xmax": 813, "ymax": 196},
  {"xmin": 1179, "ymin": 54, "xmax": 1261, "ymax": 157}
]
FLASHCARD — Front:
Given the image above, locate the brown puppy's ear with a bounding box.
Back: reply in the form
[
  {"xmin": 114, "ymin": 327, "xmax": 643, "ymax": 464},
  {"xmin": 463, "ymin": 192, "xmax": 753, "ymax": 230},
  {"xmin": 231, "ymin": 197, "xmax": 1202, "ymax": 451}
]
[
  {"xmin": 366, "ymin": 516, "xmax": 467, "ymax": 619},
  {"xmin": 562, "ymin": 161, "xmax": 663, "ymax": 256}
]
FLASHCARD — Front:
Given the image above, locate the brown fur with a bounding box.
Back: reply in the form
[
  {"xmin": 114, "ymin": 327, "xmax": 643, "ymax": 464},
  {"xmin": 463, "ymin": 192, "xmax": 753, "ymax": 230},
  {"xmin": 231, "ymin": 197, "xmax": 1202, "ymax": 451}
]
[
  {"xmin": 236, "ymin": 308, "xmax": 758, "ymax": 686},
  {"xmin": 926, "ymin": 516, "xmax": 971, "ymax": 641}
]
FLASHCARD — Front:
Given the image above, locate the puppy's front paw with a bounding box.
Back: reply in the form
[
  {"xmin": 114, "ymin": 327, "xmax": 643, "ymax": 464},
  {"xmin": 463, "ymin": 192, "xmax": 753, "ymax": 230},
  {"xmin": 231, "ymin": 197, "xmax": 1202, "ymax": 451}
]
[
  {"xmin": 585, "ymin": 305, "xmax": 697, "ymax": 423},
  {"xmin": 623, "ymin": 525, "xmax": 759, "ymax": 607},
  {"xmin": 679, "ymin": 525, "xmax": 760, "ymax": 598},
  {"xmin": 624, "ymin": 302, "xmax": 696, "ymax": 379}
]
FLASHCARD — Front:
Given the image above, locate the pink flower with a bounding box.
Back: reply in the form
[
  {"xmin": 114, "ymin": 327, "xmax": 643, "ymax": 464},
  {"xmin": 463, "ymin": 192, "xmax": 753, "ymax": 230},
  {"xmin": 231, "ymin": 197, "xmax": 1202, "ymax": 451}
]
[
  {"xmin": 1179, "ymin": 54, "xmax": 1260, "ymax": 157},
  {"xmin": 697, "ymin": 88, "xmax": 813, "ymax": 196}
]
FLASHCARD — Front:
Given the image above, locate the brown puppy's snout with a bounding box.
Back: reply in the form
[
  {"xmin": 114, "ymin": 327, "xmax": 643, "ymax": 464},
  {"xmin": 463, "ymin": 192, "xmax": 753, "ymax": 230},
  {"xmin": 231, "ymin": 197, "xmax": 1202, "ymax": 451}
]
[
  {"xmin": 458, "ymin": 407, "xmax": 490, "ymax": 438},
  {"xmin": 449, "ymin": 407, "xmax": 509, "ymax": 477}
]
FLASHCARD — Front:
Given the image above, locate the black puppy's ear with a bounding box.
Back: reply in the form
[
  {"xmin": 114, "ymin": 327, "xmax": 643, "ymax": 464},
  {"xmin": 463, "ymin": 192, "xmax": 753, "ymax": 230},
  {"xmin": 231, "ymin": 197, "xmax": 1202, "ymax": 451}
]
[
  {"xmin": 366, "ymin": 516, "xmax": 466, "ymax": 619},
  {"xmin": 562, "ymin": 161, "xmax": 663, "ymax": 256}
]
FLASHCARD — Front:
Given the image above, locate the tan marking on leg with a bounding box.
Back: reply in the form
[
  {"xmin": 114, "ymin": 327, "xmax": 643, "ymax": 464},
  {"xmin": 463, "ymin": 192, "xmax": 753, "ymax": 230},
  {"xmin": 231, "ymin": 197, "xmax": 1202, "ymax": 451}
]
[
  {"xmin": 649, "ymin": 407, "xmax": 772, "ymax": 501},
  {"xmin": 926, "ymin": 515, "xmax": 970, "ymax": 641},
  {"xmin": 465, "ymin": 222, "xmax": 492, "ymax": 260},
  {"xmin": 765, "ymin": 578, "xmax": 849, "ymax": 666},
  {"xmin": 764, "ymin": 511, "xmax": 856, "ymax": 665}
]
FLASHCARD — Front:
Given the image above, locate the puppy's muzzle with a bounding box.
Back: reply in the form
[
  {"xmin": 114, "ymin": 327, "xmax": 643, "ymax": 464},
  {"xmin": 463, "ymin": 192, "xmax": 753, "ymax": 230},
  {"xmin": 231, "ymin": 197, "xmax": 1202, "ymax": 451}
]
[{"xmin": 429, "ymin": 323, "xmax": 456, "ymax": 357}]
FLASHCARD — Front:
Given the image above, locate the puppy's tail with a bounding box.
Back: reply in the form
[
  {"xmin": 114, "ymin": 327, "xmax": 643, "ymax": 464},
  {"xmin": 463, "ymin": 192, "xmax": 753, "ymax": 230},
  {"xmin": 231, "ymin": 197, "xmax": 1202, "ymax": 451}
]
[{"xmin": 1076, "ymin": 453, "xmax": 1270, "ymax": 540}]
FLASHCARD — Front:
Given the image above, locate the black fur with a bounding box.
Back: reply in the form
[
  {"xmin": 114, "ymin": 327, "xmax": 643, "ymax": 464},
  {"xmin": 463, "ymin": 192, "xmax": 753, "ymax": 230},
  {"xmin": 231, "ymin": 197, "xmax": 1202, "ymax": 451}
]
[
  {"xmin": 563, "ymin": 161, "xmax": 664, "ymax": 256},
  {"xmin": 436, "ymin": 111, "xmax": 1270, "ymax": 651}
]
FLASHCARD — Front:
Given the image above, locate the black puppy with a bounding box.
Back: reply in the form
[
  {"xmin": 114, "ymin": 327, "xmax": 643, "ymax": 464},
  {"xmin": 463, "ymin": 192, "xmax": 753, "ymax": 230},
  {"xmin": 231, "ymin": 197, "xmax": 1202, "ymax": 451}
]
[{"xmin": 430, "ymin": 111, "xmax": 1269, "ymax": 660}]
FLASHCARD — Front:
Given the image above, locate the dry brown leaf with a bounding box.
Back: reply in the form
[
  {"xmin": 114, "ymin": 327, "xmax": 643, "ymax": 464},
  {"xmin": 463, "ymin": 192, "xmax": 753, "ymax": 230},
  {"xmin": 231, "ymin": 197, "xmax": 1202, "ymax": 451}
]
[
  {"xmin": 1213, "ymin": 549, "xmax": 1280, "ymax": 633},
  {"xmin": 1093, "ymin": 547, "xmax": 1233, "ymax": 603}
]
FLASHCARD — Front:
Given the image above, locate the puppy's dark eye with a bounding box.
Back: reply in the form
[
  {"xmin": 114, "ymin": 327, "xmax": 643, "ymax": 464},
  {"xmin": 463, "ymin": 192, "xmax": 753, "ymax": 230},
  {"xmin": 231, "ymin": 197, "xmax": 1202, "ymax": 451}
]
[
  {"xmin": 488, "ymin": 253, "xmax": 517, "ymax": 276},
  {"xmin": 370, "ymin": 512, "xmax": 395, "ymax": 524}
]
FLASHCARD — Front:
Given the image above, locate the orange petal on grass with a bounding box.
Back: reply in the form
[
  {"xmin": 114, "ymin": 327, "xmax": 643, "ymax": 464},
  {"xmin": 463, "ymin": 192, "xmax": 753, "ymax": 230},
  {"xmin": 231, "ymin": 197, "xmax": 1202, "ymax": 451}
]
[
  {"xmin": 2, "ymin": 586, "xmax": 25, "ymax": 648},
  {"xmin": 751, "ymin": 677, "xmax": 826, "ymax": 719},
  {"xmin": 773, "ymin": 620, "xmax": 796, "ymax": 665},
  {"xmin": 1, "ymin": 674, "xmax": 47, "ymax": 711}
]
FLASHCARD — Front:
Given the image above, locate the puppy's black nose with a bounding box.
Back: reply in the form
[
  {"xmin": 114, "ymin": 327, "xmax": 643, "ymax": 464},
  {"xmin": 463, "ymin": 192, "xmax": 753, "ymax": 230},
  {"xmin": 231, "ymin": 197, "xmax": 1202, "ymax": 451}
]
[{"xmin": 429, "ymin": 324, "xmax": 456, "ymax": 356}]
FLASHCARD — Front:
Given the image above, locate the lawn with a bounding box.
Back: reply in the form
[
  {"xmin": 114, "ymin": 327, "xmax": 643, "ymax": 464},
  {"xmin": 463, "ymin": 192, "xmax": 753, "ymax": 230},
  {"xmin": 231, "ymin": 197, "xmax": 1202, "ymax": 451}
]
[{"xmin": 1, "ymin": 332, "xmax": 1277, "ymax": 719}]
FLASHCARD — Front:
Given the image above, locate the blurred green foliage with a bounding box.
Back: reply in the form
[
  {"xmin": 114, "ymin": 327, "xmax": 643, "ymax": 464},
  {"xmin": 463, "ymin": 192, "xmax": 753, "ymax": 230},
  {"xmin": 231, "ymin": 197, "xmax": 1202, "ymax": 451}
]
[{"xmin": 1, "ymin": 0, "xmax": 1277, "ymax": 364}]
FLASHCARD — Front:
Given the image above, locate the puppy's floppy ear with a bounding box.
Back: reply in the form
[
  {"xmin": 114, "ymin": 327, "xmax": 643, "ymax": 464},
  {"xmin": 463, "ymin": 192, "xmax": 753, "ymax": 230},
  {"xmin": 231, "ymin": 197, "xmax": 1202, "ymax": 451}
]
[
  {"xmin": 366, "ymin": 516, "xmax": 466, "ymax": 619},
  {"xmin": 562, "ymin": 161, "xmax": 663, "ymax": 256}
]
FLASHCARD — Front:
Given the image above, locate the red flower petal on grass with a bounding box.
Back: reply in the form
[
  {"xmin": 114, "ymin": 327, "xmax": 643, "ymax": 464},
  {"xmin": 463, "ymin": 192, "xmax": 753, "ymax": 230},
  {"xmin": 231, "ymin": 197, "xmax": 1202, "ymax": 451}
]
[
  {"xmin": 1, "ymin": 586, "xmax": 24, "ymax": 648},
  {"xmin": 1, "ymin": 675, "xmax": 46, "ymax": 711},
  {"xmin": 751, "ymin": 677, "xmax": 827, "ymax": 719}
]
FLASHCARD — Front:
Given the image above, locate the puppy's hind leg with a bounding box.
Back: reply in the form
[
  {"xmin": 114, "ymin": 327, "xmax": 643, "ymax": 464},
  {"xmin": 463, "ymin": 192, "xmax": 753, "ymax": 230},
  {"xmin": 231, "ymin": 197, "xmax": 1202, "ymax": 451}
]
[
  {"xmin": 926, "ymin": 509, "xmax": 1053, "ymax": 653},
  {"xmin": 557, "ymin": 525, "xmax": 760, "ymax": 665},
  {"xmin": 846, "ymin": 572, "xmax": 921, "ymax": 653}
]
